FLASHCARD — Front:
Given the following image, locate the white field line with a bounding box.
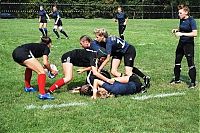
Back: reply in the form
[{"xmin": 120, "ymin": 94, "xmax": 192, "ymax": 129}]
[
  {"xmin": 132, "ymin": 92, "xmax": 185, "ymax": 100},
  {"xmin": 25, "ymin": 102, "xmax": 88, "ymax": 110}
]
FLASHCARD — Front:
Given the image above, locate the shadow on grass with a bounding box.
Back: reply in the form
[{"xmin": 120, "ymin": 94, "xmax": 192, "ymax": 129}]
[{"xmin": 180, "ymin": 74, "xmax": 190, "ymax": 85}]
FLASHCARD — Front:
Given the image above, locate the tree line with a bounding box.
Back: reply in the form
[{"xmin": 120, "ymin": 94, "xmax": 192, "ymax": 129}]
[{"xmin": 1, "ymin": 0, "xmax": 199, "ymax": 18}]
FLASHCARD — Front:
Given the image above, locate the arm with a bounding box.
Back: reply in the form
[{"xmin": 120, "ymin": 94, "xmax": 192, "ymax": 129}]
[
  {"xmin": 91, "ymin": 66, "xmax": 114, "ymax": 84},
  {"xmin": 91, "ymin": 79, "xmax": 105, "ymax": 99},
  {"xmin": 77, "ymin": 67, "xmax": 92, "ymax": 74},
  {"xmin": 55, "ymin": 14, "xmax": 60, "ymax": 24},
  {"xmin": 124, "ymin": 17, "xmax": 128, "ymax": 25},
  {"xmin": 39, "ymin": 16, "xmax": 41, "ymax": 22},
  {"xmin": 43, "ymin": 55, "xmax": 57, "ymax": 75},
  {"xmin": 46, "ymin": 14, "xmax": 50, "ymax": 21},
  {"xmin": 175, "ymin": 30, "xmax": 197, "ymax": 37},
  {"xmin": 112, "ymin": 76, "xmax": 130, "ymax": 83},
  {"xmin": 98, "ymin": 54, "xmax": 111, "ymax": 72}
]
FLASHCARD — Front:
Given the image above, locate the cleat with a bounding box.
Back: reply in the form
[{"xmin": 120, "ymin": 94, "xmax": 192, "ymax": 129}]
[
  {"xmin": 188, "ymin": 83, "xmax": 196, "ymax": 89},
  {"xmin": 170, "ymin": 79, "xmax": 181, "ymax": 84},
  {"xmin": 144, "ymin": 76, "xmax": 151, "ymax": 88},
  {"xmin": 38, "ymin": 93, "xmax": 54, "ymax": 100},
  {"xmin": 24, "ymin": 87, "xmax": 36, "ymax": 92},
  {"xmin": 140, "ymin": 85, "xmax": 147, "ymax": 93}
]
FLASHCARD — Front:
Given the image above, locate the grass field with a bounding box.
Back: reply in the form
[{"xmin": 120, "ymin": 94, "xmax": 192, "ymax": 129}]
[{"xmin": 0, "ymin": 19, "xmax": 199, "ymax": 133}]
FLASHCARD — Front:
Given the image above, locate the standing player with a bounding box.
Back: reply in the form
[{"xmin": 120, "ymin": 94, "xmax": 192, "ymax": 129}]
[
  {"xmin": 47, "ymin": 48, "xmax": 114, "ymax": 94},
  {"xmin": 12, "ymin": 37, "xmax": 57, "ymax": 100},
  {"xmin": 170, "ymin": 5, "xmax": 197, "ymax": 88},
  {"xmin": 50, "ymin": 5, "xmax": 69, "ymax": 39},
  {"xmin": 114, "ymin": 6, "xmax": 128, "ymax": 40},
  {"xmin": 38, "ymin": 5, "xmax": 50, "ymax": 37},
  {"xmin": 94, "ymin": 28, "xmax": 150, "ymax": 88}
]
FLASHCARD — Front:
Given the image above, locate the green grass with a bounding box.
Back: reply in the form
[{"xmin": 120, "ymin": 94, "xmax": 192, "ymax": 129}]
[{"xmin": 0, "ymin": 19, "xmax": 199, "ymax": 133}]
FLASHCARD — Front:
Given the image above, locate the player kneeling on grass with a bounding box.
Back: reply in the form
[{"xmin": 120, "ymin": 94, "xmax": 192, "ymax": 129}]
[
  {"xmin": 12, "ymin": 37, "xmax": 57, "ymax": 100},
  {"xmin": 47, "ymin": 48, "xmax": 114, "ymax": 94},
  {"xmin": 91, "ymin": 74, "xmax": 147, "ymax": 99}
]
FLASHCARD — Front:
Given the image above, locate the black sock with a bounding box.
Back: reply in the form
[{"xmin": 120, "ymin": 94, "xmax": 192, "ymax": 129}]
[
  {"xmin": 39, "ymin": 28, "xmax": 45, "ymax": 36},
  {"xmin": 189, "ymin": 66, "xmax": 196, "ymax": 83},
  {"xmin": 60, "ymin": 30, "xmax": 68, "ymax": 38},
  {"xmin": 44, "ymin": 28, "xmax": 47, "ymax": 36},
  {"xmin": 53, "ymin": 29, "xmax": 60, "ymax": 38},
  {"xmin": 174, "ymin": 65, "xmax": 181, "ymax": 81},
  {"xmin": 132, "ymin": 67, "xmax": 145, "ymax": 78},
  {"xmin": 120, "ymin": 34, "xmax": 124, "ymax": 40}
]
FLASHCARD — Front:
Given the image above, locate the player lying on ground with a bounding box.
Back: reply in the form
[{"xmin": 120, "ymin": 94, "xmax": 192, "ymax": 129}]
[
  {"xmin": 12, "ymin": 37, "xmax": 57, "ymax": 100},
  {"xmin": 91, "ymin": 74, "xmax": 147, "ymax": 99}
]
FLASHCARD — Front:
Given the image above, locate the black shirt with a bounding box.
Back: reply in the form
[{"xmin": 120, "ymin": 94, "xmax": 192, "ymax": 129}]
[
  {"xmin": 19, "ymin": 43, "xmax": 50, "ymax": 58},
  {"xmin": 62, "ymin": 49, "xmax": 98, "ymax": 67}
]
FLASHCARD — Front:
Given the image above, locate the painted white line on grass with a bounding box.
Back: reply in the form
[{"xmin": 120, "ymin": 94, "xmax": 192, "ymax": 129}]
[
  {"xmin": 25, "ymin": 102, "xmax": 88, "ymax": 110},
  {"xmin": 132, "ymin": 92, "xmax": 185, "ymax": 100}
]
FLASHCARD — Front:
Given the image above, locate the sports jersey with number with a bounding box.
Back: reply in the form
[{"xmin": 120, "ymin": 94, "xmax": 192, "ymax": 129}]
[
  {"xmin": 105, "ymin": 36, "xmax": 129, "ymax": 55},
  {"xmin": 179, "ymin": 17, "xmax": 197, "ymax": 44}
]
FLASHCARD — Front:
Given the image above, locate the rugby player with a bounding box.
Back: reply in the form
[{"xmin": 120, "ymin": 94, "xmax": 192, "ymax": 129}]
[
  {"xmin": 114, "ymin": 6, "xmax": 128, "ymax": 40},
  {"xmin": 12, "ymin": 37, "xmax": 57, "ymax": 100},
  {"xmin": 170, "ymin": 5, "xmax": 197, "ymax": 89},
  {"xmin": 50, "ymin": 5, "xmax": 69, "ymax": 39},
  {"xmin": 38, "ymin": 5, "xmax": 50, "ymax": 37}
]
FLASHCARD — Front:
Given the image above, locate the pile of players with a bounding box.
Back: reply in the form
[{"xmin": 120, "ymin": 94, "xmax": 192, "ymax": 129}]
[
  {"xmin": 12, "ymin": 4, "xmax": 197, "ymax": 100},
  {"xmin": 12, "ymin": 28, "xmax": 151, "ymax": 100}
]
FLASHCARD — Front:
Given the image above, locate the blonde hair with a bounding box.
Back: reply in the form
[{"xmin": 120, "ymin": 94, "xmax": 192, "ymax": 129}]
[
  {"xmin": 94, "ymin": 28, "xmax": 108, "ymax": 38},
  {"xmin": 178, "ymin": 4, "xmax": 190, "ymax": 15}
]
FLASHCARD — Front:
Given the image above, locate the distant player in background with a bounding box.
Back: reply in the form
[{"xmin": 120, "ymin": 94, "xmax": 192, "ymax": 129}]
[
  {"xmin": 38, "ymin": 5, "xmax": 50, "ymax": 37},
  {"xmin": 170, "ymin": 5, "xmax": 197, "ymax": 89},
  {"xmin": 50, "ymin": 5, "xmax": 69, "ymax": 39},
  {"xmin": 114, "ymin": 6, "xmax": 128, "ymax": 40},
  {"xmin": 12, "ymin": 37, "xmax": 57, "ymax": 100}
]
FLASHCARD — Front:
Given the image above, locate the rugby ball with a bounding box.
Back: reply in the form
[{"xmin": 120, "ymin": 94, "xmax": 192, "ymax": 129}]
[{"xmin": 44, "ymin": 64, "xmax": 58, "ymax": 79}]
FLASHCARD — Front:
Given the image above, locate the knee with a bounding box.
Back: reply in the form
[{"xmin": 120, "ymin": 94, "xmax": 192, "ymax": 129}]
[
  {"xmin": 37, "ymin": 69, "xmax": 45, "ymax": 75},
  {"xmin": 63, "ymin": 76, "xmax": 73, "ymax": 83}
]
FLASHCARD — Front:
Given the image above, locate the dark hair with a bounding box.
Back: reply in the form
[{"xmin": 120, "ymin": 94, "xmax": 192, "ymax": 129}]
[
  {"xmin": 178, "ymin": 4, "xmax": 190, "ymax": 15},
  {"xmin": 80, "ymin": 35, "xmax": 92, "ymax": 43},
  {"xmin": 41, "ymin": 36, "xmax": 52, "ymax": 45}
]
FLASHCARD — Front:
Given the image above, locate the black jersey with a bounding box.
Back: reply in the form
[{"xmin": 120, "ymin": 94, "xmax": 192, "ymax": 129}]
[
  {"xmin": 61, "ymin": 49, "xmax": 98, "ymax": 67},
  {"xmin": 18, "ymin": 43, "xmax": 50, "ymax": 58}
]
